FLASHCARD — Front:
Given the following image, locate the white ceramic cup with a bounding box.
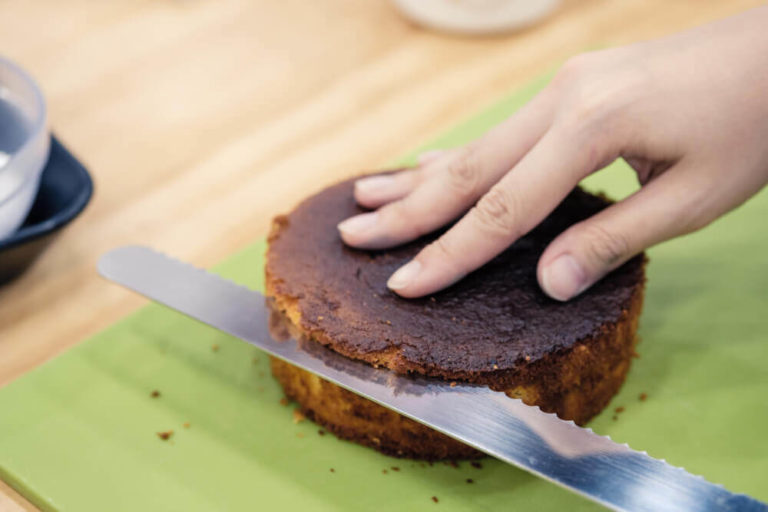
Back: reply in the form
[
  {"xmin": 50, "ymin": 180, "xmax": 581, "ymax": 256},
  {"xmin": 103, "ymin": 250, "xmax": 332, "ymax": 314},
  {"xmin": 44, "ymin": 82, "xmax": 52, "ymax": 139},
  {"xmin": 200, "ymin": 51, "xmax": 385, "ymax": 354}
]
[
  {"xmin": 0, "ymin": 56, "xmax": 50, "ymax": 240},
  {"xmin": 391, "ymin": 0, "xmax": 562, "ymax": 35}
]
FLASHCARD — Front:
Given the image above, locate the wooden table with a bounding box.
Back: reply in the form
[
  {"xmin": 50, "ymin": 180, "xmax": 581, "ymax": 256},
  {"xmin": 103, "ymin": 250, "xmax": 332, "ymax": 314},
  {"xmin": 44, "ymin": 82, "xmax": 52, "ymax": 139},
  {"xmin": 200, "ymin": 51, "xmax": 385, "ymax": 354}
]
[{"xmin": 0, "ymin": 1, "xmax": 760, "ymax": 509}]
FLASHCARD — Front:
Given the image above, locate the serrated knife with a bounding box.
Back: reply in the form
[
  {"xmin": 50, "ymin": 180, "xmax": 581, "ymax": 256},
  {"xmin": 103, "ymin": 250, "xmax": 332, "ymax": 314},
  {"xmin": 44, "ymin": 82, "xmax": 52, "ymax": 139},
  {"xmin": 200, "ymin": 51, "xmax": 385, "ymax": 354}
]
[{"xmin": 98, "ymin": 246, "xmax": 766, "ymax": 512}]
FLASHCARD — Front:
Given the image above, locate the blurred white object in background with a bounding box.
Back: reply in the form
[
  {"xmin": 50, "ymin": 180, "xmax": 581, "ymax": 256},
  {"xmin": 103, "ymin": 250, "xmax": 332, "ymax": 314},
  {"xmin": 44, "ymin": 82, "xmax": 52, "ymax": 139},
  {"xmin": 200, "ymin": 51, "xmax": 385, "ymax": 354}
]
[
  {"xmin": 391, "ymin": 0, "xmax": 561, "ymax": 35},
  {"xmin": 0, "ymin": 56, "xmax": 49, "ymax": 240}
]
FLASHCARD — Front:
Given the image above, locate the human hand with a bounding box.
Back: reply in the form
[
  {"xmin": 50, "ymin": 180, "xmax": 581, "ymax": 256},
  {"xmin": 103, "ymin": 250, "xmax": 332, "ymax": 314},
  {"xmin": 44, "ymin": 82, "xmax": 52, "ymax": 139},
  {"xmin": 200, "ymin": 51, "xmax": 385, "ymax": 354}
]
[{"xmin": 338, "ymin": 7, "xmax": 768, "ymax": 301}]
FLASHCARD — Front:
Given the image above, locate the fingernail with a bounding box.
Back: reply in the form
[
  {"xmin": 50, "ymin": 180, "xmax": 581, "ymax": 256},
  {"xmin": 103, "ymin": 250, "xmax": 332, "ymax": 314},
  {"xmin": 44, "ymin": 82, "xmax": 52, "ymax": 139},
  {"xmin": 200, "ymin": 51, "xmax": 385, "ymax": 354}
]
[
  {"xmin": 337, "ymin": 212, "xmax": 379, "ymax": 236},
  {"xmin": 417, "ymin": 149, "xmax": 446, "ymax": 166},
  {"xmin": 541, "ymin": 254, "xmax": 588, "ymax": 301},
  {"xmin": 387, "ymin": 260, "xmax": 421, "ymax": 290},
  {"xmin": 355, "ymin": 175, "xmax": 397, "ymax": 196}
]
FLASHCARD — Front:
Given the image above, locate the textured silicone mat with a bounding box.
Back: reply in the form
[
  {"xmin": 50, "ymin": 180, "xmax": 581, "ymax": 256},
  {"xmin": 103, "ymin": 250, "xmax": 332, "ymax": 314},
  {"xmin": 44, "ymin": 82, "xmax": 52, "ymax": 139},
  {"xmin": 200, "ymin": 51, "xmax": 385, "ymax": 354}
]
[{"xmin": 0, "ymin": 75, "xmax": 766, "ymax": 511}]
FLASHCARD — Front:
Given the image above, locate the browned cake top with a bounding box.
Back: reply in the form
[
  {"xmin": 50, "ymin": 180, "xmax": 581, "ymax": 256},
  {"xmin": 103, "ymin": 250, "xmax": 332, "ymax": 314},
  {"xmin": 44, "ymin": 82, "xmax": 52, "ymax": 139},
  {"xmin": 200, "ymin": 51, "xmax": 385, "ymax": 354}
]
[{"xmin": 266, "ymin": 174, "xmax": 645, "ymax": 377}]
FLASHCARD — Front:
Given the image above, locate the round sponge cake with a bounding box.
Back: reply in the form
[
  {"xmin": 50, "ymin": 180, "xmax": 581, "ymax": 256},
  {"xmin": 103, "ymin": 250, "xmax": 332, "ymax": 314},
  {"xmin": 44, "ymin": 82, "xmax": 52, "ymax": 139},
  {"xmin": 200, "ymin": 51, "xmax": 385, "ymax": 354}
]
[{"xmin": 266, "ymin": 172, "xmax": 646, "ymax": 459}]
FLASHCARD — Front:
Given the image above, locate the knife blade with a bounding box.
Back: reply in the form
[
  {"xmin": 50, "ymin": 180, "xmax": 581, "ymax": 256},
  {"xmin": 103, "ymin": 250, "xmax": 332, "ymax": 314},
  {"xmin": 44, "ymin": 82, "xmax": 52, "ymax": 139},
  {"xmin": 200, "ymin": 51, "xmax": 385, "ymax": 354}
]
[{"xmin": 98, "ymin": 245, "xmax": 766, "ymax": 512}]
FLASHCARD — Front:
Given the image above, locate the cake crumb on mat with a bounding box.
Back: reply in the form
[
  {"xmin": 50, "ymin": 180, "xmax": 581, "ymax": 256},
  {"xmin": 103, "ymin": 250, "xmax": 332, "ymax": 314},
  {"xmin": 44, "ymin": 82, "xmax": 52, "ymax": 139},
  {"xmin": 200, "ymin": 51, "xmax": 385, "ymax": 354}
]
[{"xmin": 157, "ymin": 430, "xmax": 174, "ymax": 441}]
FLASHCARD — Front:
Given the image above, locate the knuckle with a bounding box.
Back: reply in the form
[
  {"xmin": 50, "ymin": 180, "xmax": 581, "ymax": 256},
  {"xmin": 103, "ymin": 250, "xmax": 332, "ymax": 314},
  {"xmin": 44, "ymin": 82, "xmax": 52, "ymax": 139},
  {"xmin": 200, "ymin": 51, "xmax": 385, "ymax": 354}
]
[
  {"xmin": 427, "ymin": 236, "xmax": 456, "ymax": 260},
  {"xmin": 557, "ymin": 54, "xmax": 593, "ymax": 82},
  {"xmin": 382, "ymin": 200, "xmax": 424, "ymax": 238},
  {"xmin": 424, "ymin": 236, "xmax": 466, "ymax": 274},
  {"xmin": 552, "ymin": 53, "xmax": 599, "ymax": 93},
  {"xmin": 563, "ymin": 79, "xmax": 615, "ymax": 130},
  {"xmin": 473, "ymin": 187, "xmax": 521, "ymax": 237},
  {"xmin": 445, "ymin": 147, "xmax": 484, "ymax": 199},
  {"xmin": 554, "ymin": 53, "xmax": 629, "ymax": 126},
  {"xmin": 580, "ymin": 223, "xmax": 631, "ymax": 267}
]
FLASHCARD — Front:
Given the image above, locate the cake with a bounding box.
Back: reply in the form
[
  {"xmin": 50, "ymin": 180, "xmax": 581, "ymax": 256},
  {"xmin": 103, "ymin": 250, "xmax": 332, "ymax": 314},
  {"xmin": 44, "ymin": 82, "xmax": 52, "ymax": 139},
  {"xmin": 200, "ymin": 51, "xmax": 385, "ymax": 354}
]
[{"xmin": 265, "ymin": 171, "xmax": 646, "ymax": 460}]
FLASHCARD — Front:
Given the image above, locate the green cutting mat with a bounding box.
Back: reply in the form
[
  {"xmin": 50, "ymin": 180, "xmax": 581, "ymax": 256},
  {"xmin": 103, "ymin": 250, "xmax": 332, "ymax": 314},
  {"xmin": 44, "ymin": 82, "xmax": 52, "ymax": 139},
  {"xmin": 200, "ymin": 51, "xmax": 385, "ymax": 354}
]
[{"xmin": 2, "ymin": 75, "xmax": 767, "ymax": 512}]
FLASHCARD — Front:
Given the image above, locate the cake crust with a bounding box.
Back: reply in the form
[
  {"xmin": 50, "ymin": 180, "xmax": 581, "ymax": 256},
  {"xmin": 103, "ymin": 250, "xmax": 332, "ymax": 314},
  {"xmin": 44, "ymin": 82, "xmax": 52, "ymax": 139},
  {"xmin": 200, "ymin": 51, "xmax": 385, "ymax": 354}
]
[{"xmin": 265, "ymin": 172, "xmax": 646, "ymax": 457}]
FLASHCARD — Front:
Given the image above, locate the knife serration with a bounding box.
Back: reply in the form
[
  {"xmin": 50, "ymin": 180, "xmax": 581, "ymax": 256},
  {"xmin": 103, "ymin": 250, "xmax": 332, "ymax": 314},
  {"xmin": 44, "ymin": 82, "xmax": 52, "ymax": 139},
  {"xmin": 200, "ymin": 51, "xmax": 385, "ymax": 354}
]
[{"xmin": 98, "ymin": 246, "xmax": 767, "ymax": 512}]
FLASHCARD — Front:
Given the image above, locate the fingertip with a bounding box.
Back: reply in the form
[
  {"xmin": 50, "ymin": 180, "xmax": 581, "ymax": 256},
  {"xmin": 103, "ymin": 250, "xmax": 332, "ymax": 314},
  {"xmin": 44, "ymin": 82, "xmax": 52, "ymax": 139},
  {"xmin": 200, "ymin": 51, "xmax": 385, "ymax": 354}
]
[
  {"xmin": 386, "ymin": 260, "xmax": 422, "ymax": 296},
  {"xmin": 353, "ymin": 172, "xmax": 416, "ymax": 209},
  {"xmin": 538, "ymin": 253, "xmax": 589, "ymax": 301},
  {"xmin": 386, "ymin": 250, "xmax": 468, "ymax": 298},
  {"xmin": 337, "ymin": 212, "xmax": 379, "ymax": 246}
]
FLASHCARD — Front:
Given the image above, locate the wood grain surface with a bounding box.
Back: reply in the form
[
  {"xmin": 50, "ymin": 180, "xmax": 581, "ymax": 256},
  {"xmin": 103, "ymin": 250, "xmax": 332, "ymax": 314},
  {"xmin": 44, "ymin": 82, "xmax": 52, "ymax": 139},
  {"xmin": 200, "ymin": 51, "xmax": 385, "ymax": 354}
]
[{"xmin": 0, "ymin": 1, "xmax": 761, "ymax": 509}]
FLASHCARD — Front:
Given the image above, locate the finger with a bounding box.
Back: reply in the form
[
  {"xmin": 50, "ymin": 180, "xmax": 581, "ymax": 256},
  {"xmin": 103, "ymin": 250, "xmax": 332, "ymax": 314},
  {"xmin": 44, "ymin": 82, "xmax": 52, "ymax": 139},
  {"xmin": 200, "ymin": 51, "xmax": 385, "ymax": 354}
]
[
  {"xmin": 537, "ymin": 163, "xmax": 703, "ymax": 301},
  {"xmin": 353, "ymin": 150, "xmax": 453, "ymax": 209},
  {"xmin": 417, "ymin": 149, "xmax": 447, "ymax": 166},
  {"xmin": 339, "ymin": 88, "xmax": 556, "ymax": 249},
  {"xmin": 388, "ymin": 124, "xmax": 605, "ymax": 297},
  {"xmin": 354, "ymin": 168, "xmax": 422, "ymax": 209}
]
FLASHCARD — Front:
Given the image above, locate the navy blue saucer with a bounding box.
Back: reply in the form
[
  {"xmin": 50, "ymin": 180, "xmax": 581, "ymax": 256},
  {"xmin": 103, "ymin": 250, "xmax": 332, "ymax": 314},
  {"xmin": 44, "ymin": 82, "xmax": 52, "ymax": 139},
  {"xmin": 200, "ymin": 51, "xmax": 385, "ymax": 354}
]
[{"xmin": 0, "ymin": 135, "xmax": 93, "ymax": 285}]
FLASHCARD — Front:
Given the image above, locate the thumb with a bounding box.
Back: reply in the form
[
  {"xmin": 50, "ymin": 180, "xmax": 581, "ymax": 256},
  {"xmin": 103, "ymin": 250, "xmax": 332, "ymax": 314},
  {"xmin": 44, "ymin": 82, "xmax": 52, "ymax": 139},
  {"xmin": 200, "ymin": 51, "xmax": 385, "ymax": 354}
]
[{"xmin": 537, "ymin": 166, "xmax": 704, "ymax": 301}]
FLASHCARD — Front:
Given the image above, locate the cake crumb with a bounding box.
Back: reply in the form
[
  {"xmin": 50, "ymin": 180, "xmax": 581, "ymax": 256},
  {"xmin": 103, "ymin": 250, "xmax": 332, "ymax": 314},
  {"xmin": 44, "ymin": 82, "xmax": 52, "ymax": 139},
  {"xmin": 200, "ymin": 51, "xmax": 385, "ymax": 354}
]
[
  {"xmin": 292, "ymin": 410, "xmax": 306, "ymax": 424},
  {"xmin": 466, "ymin": 478, "xmax": 474, "ymax": 484},
  {"xmin": 211, "ymin": 344, "xmax": 219, "ymax": 352},
  {"xmin": 431, "ymin": 496, "xmax": 439, "ymax": 503},
  {"xmin": 615, "ymin": 406, "xmax": 625, "ymax": 413},
  {"xmin": 449, "ymin": 381, "xmax": 457, "ymax": 387},
  {"xmin": 639, "ymin": 392, "xmax": 648, "ymax": 401},
  {"xmin": 183, "ymin": 422, "xmax": 190, "ymax": 429},
  {"xmin": 470, "ymin": 461, "xmax": 482, "ymax": 469},
  {"xmin": 391, "ymin": 466, "xmax": 400, "ymax": 472},
  {"xmin": 150, "ymin": 390, "xmax": 160, "ymax": 398},
  {"xmin": 382, "ymin": 469, "xmax": 388, "ymax": 474},
  {"xmin": 157, "ymin": 430, "xmax": 174, "ymax": 441},
  {"xmin": 612, "ymin": 415, "xmax": 618, "ymax": 421},
  {"xmin": 317, "ymin": 315, "xmax": 324, "ymax": 321},
  {"xmin": 445, "ymin": 460, "xmax": 458, "ymax": 469},
  {"xmin": 524, "ymin": 355, "xmax": 531, "ymax": 362},
  {"xmin": 492, "ymin": 364, "xmax": 499, "ymax": 370},
  {"xmin": 318, "ymin": 429, "xmax": 326, "ymax": 436},
  {"xmin": 280, "ymin": 397, "xmax": 290, "ymax": 406},
  {"xmin": 329, "ymin": 468, "xmax": 335, "ymax": 473}
]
